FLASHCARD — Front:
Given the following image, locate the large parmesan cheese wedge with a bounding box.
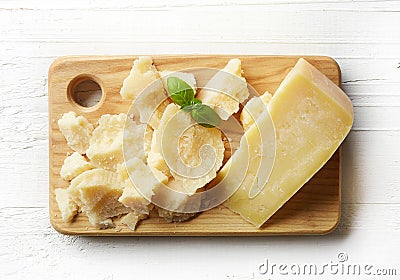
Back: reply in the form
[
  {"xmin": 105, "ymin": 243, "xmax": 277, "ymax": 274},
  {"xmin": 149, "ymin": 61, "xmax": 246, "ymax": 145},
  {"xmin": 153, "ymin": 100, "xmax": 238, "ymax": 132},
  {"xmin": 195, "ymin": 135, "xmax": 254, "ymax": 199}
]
[
  {"xmin": 86, "ymin": 114, "xmax": 145, "ymax": 170},
  {"xmin": 197, "ymin": 59, "xmax": 250, "ymax": 120},
  {"xmin": 240, "ymin": 91, "xmax": 272, "ymax": 131},
  {"xmin": 60, "ymin": 152, "xmax": 94, "ymax": 181},
  {"xmin": 57, "ymin": 111, "xmax": 94, "ymax": 154},
  {"xmin": 149, "ymin": 103, "xmax": 225, "ymax": 194},
  {"xmin": 223, "ymin": 58, "xmax": 354, "ymax": 228},
  {"xmin": 68, "ymin": 168, "xmax": 130, "ymax": 227},
  {"xmin": 120, "ymin": 56, "xmax": 169, "ymax": 129}
]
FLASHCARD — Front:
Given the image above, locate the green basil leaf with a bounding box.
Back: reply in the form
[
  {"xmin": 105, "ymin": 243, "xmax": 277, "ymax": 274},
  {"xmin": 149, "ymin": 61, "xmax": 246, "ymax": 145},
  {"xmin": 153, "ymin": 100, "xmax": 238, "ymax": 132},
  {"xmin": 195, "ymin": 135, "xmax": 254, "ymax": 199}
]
[
  {"xmin": 167, "ymin": 77, "xmax": 194, "ymax": 107},
  {"xmin": 190, "ymin": 98, "xmax": 202, "ymax": 105},
  {"xmin": 170, "ymin": 93, "xmax": 188, "ymax": 107},
  {"xmin": 190, "ymin": 104, "xmax": 222, "ymax": 128},
  {"xmin": 181, "ymin": 104, "xmax": 194, "ymax": 112}
]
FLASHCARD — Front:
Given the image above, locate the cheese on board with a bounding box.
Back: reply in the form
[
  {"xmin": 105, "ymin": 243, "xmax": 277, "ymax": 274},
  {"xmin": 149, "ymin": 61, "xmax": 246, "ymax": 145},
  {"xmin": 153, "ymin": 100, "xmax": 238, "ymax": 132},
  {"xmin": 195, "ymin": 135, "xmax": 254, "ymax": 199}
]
[
  {"xmin": 223, "ymin": 58, "xmax": 354, "ymax": 227},
  {"xmin": 57, "ymin": 111, "xmax": 94, "ymax": 154},
  {"xmin": 120, "ymin": 56, "xmax": 169, "ymax": 129},
  {"xmin": 86, "ymin": 114, "xmax": 146, "ymax": 171},
  {"xmin": 120, "ymin": 212, "xmax": 141, "ymax": 230},
  {"xmin": 117, "ymin": 158, "xmax": 166, "ymax": 215},
  {"xmin": 150, "ymin": 103, "xmax": 225, "ymax": 194},
  {"xmin": 120, "ymin": 56, "xmax": 159, "ymax": 101},
  {"xmin": 55, "ymin": 188, "xmax": 78, "ymax": 222},
  {"xmin": 68, "ymin": 168, "xmax": 130, "ymax": 227},
  {"xmin": 60, "ymin": 152, "xmax": 94, "ymax": 181},
  {"xmin": 197, "ymin": 59, "xmax": 249, "ymax": 120}
]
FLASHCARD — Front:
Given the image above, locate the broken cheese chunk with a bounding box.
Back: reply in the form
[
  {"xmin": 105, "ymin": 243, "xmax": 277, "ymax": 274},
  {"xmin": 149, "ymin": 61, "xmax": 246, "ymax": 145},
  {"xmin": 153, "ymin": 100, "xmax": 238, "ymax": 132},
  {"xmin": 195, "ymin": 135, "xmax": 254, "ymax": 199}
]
[
  {"xmin": 86, "ymin": 114, "xmax": 146, "ymax": 170},
  {"xmin": 150, "ymin": 103, "xmax": 225, "ymax": 194},
  {"xmin": 120, "ymin": 212, "xmax": 142, "ymax": 230},
  {"xmin": 240, "ymin": 91, "xmax": 272, "ymax": 131},
  {"xmin": 120, "ymin": 56, "xmax": 159, "ymax": 101},
  {"xmin": 224, "ymin": 58, "xmax": 354, "ymax": 228},
  {"xmin": 60, "ymin": 152, "xmax": 94, "ymax": 181},
  {"xmin": 58, "ymin": 111, "xmax": 93, "ymax": 154},
  {"xmin": 197, "ymin": 59, "xmax": 250, "ymax": 120},
  {"xmin": 117, "ymin": 158, "xmax": 166, "ymax": 215},
  {"xmin": 55, "ymin": 188, "xmax": 78, "ymax": 222},
  {"xmin": 68, "ymin": 169, "xmax": 130, "ymax": 227},
  {"xmin": 120, "ymin": 56, "xmax": 169, "ymax": 129}
]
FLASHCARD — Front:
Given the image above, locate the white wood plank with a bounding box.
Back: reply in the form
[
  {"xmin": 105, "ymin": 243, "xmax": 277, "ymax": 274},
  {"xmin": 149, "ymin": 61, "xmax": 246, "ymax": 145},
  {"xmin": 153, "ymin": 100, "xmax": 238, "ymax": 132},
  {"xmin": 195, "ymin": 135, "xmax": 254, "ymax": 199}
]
[
  {"xmin": 0, "ymin": 0, "xmax": 399, "ymax": 11},
  {"xmin": 1, "ymin": 206, "xmax": 399, "ymax": 279},
  {"xmin": 0, "ymin": 8, "xmax": 399, "ymax": 43}
]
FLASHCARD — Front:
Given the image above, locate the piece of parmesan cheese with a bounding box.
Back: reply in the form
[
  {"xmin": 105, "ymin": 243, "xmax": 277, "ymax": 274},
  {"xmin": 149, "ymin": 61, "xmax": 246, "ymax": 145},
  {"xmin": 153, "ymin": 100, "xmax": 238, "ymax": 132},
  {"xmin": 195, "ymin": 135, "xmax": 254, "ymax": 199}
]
[
  {"xmin": 240, "ymin": 91, "xmax": 272, "ymax": 131},
  {"xmin": 149, "ymin": 103, "xmax": 225, "ymax": 194},
  {"xmin": 58, "ymin": 111, "xmax": 94, "ymax": 154},
  {"xmin": 55, "ymin": 188, "xmax": 78, "ymax": 222},
  {"xmin": 120, "ymin": 56, "xmax": 159, "ymax": 101},
  {"xmin": 197, "ymin": 59, "xmax": 250, "ymax": 120},
  {"xmin": 223, "ymin": 58, "xmax": 354, "ymax": 227},
  {"xmin": 120, "ymin": 56, "xmax": 169, "ymax": 129},
  {"xmin": 120, "ymin": 213, "xmax": 141, "ymax": 230},
  {"xmin": 60, "ymin": 152, "xmax": 94, "ymax": 181},
  {"xmin": 156, "ymin": 207, "xmax": 197, "ymax": 223},
  {"xmin": 68, "ymin": 169, "xmax": 130, "ymax": 227},
  {"xmin": 86, "ymin": 114, "xmax": 146, "ymax": 170}
]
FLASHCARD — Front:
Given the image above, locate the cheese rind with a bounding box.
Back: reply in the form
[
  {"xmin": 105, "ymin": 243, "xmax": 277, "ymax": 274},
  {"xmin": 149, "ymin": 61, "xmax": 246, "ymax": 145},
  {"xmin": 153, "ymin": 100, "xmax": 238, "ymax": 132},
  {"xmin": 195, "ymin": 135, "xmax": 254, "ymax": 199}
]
[
  {"xmin": 197, "ymin": 59, "xmax": 250, "ymax": 120},
  {"xmin": 60, "ymin": 152, "xmax": 94, "ymax": 181},
  {"xmin": 57, "ymin": 111, "xmax": 94, "ymax": 154},
  {"xmin": 224, "ymin": 58, "xmax": 354, "ymax": 228}
]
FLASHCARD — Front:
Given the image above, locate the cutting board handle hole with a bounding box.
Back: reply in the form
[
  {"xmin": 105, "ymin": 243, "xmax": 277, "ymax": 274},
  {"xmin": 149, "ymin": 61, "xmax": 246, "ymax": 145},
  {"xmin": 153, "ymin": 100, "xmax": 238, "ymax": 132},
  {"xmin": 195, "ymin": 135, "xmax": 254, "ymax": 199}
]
[{"xmin": 67, "ymin": 75, "xmax": 104, "ymax": 111}]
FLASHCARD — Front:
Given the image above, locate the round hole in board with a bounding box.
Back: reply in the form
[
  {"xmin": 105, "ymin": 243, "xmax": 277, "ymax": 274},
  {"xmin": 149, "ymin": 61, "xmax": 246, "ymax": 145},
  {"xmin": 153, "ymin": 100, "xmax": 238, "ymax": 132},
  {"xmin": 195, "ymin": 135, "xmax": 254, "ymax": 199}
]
[{"xmin": 68, "ymin": 75, "xmax": 104, "ymax": 110}]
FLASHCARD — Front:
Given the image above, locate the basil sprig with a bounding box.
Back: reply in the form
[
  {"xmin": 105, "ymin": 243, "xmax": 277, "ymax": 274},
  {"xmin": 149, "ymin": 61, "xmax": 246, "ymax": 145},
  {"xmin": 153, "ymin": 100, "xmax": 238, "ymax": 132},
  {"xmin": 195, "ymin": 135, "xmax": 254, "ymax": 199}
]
[{"xmin": 166, "ymin": 77, "xmax": 222, "ymax": 128}]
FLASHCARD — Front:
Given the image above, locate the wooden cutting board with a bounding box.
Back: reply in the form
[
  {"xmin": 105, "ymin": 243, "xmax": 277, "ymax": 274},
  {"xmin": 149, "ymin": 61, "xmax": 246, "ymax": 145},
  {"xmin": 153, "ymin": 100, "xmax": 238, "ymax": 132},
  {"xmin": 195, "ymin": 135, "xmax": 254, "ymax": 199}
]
[{"xmin": 49, "ymin": 55, "xmax": 342, "ymax": 236}]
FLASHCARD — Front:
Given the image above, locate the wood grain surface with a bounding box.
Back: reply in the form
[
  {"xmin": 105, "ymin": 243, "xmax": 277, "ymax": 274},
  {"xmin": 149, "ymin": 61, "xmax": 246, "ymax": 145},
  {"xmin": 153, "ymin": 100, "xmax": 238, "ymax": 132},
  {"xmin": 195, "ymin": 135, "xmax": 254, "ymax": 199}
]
[{"xmin": 49, "ymin": 55, "xmax": 341, "ymax": 236}]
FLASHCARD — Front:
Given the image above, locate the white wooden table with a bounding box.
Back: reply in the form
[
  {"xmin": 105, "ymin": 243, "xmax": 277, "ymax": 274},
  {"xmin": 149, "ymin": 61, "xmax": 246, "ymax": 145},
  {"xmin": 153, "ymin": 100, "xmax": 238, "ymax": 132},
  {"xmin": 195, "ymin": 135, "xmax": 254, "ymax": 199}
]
[{"xmin": 1, "ymin": 1, "xmax": 399, "ymax": 279}]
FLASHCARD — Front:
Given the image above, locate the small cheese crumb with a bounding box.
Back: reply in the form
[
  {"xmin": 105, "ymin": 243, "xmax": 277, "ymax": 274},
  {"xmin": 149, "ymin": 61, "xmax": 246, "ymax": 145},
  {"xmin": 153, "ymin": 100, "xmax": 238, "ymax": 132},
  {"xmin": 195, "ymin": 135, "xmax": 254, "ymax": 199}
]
[
  {"xmin": 60, "ymin": 152, "xmax": 94, "ymax": 181},
  {"xmin": 57, "ymin": 111, "xmax": 94, "ymax": 154},
  {"xmin": 55, "ymin": 188, "xmax": 78, "ymax": 222},
  {"xmin": 157, "ymin": 207, "xmax": 197, "ymax": 223},
  {"xmin": 120, "ymin": 212, "xmax": 148, "ymax": 231}
]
